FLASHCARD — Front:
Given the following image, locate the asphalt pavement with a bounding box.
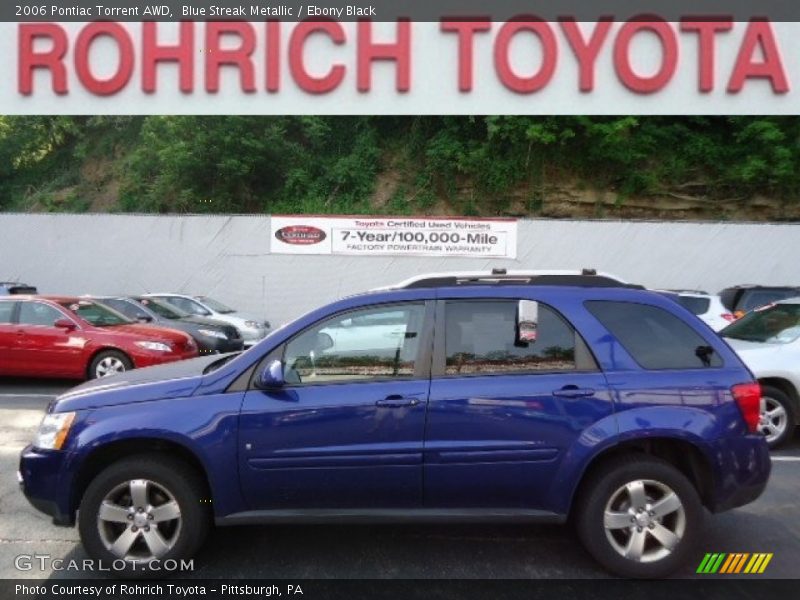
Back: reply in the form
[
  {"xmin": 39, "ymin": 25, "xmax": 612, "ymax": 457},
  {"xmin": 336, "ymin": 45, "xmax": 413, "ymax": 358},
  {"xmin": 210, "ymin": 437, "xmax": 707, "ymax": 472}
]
[{"xmin": 1, "ymin": 377, "xmax": 798, "ymax": 580}]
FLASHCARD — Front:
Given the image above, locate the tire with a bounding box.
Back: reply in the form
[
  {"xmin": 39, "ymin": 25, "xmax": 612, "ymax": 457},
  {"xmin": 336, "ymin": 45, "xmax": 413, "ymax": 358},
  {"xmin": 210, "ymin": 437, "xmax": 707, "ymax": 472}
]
[
  {"xmin": 88, "ymin": 350, "xmax": 133, "ymax": 379},
  {"xmin": 78, "ymin": 454, "xmax": 211, "ymax": 578},
  {"xmin": 575, "ymin": 455, "xmax": 703, "ymax": 578},
  {"xmin": 759, "ymin": 385, "xmax": 796, "ymax": 449}
]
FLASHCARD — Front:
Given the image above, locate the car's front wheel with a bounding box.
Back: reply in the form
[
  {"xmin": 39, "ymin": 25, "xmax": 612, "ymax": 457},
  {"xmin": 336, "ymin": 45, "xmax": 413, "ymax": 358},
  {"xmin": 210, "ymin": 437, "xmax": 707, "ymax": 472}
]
[
  {"xmin": 759, "ymin": 385, "xmax": 796, "ymax": 449},
  {"xmin": 575, "ymin": 455, "xmax": 703, "ymax": 578},
  {"xmin": 78, "ymin": 455, "xmax": 210, "ymax": 577},
  {"xmin": 88, "ymin": 350, "xmax": 133, "ymax": 379}
]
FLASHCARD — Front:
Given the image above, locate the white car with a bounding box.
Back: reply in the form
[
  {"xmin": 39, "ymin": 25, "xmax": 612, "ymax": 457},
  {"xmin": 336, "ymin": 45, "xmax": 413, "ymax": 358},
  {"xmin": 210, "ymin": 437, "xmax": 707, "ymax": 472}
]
[
  {"xmin": 145, "ymin": 294, "xmax": 270, "ymax": 348},
  {"xmin": 721, "ymin": 298, "xmax": 800, "ymax": 448},
  {"xmin": 661, "ymin": 290, "xmax": 737, "ymax": 332}
]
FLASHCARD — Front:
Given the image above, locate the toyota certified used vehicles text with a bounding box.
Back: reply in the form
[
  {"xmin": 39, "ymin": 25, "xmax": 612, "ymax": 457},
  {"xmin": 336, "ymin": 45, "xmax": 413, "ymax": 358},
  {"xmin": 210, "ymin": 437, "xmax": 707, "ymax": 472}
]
[
  {"xmin": 96, "ymin": 296, "xmax": 244, "ymax": 355},
  {"xmin": 19, "ymin": 272, "xmax": 770, "ymax": 578},
  {"xmin": 0, "ymin": 296, "xmax": 198, "ymax": 379},
  {"xmin": 722, "ymin": 299, "xmax": 800, "ymax": 448},
  {"xmin": 145, "ymin": 293, "xmax": 270, "ymax": 347}
]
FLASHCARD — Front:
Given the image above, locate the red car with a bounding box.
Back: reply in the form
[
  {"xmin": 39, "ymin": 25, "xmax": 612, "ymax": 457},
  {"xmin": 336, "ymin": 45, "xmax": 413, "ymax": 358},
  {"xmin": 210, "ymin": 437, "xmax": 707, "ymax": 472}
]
[{"xmin": 0, "ymin": 296, "xmax": 198, "ymax": 380}]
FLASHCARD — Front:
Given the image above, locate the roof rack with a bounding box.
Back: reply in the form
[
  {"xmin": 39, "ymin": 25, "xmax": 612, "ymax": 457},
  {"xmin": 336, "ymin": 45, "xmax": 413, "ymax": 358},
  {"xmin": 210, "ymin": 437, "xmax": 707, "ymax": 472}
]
[{"xmin": 379, "ymin": 269, "xmax": 641, "ymax": 290}]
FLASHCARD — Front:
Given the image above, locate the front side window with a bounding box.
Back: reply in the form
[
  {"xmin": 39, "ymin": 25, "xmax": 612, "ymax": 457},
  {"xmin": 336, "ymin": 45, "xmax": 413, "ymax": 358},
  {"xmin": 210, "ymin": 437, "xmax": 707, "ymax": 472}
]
[
  {"xmin": 284, "ymin": 303, "xmax": 426, "ymax": 385},
  {"xmin": 444, "ymin": 300, "xmax": 580, "ymax": 375},
  {"xmin": 168, "ymin": 297, "xmax": 209, "ymax": 316},
  {"xmin": 18, "ymin": 302, "xmax": 64, "ymax": 327},
  {"xmin": 586, "ymin": 301, "xmax": 722, "ymax": 369},
  {"xmin": 722, "ymin": 302, "xmax": 800, "ymax": 344}
]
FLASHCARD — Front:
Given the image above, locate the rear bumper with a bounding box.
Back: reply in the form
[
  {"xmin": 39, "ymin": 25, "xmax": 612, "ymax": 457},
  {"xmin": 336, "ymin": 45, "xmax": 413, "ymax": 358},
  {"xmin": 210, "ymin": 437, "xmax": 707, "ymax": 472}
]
[
  {"xmin": 18, "ymin": 445, "xmax": 75, "ymax": 526},
  {"xmin": 709, "ymin": 434, "xmax": 771, "ymax": 513}
]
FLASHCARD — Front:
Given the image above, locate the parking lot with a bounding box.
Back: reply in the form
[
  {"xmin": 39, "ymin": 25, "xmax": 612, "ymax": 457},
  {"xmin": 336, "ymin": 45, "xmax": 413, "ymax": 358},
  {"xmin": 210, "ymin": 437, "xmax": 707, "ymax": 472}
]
[{"xmin": 1, "ymin": 378, "xmax": 799, "ymax": 580}]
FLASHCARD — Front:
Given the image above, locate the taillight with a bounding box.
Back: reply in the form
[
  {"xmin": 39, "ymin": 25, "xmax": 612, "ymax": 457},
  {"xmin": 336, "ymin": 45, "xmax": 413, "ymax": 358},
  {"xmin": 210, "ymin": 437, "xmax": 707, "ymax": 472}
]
[
  {"xmin": 721, "ymin": 313, "xmax": 738, "ymax": 322},
  {"xmin": 731, "ymin": 382, "xmax": 761, "ymax": 433}
]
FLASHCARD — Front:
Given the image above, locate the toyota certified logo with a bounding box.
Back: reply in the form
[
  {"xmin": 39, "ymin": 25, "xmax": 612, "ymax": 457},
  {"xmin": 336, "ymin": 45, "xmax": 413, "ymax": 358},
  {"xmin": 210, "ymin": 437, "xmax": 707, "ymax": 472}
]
[{"xmin": 275, "ymin": 225, "xmax": 327, "ymax": 245}]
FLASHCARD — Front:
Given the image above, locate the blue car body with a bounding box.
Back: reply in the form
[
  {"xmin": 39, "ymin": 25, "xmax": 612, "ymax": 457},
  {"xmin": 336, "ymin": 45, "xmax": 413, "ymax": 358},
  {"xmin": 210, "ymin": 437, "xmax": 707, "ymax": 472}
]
[{"xmin": 19, "ymin": 284, "xmax": 770, "ymax": 528}]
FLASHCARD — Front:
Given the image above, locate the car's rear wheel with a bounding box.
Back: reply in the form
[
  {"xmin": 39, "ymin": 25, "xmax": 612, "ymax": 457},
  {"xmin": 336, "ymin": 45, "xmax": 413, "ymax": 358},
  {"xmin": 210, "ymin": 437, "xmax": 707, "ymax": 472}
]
[
  {"xmin": 78, "ymin": 455, "xmax": 210, "ymax": 577},
  {"xmin": 575, "ymin": 455, "xmax": 702, "ymax": 578},
  {"xmin": 759, "ymin": 385, "xmax": 795, "ymax": 448},
  {"xmin": 89, "ymin": 350, "xmax": 133, "ymax": 379}
]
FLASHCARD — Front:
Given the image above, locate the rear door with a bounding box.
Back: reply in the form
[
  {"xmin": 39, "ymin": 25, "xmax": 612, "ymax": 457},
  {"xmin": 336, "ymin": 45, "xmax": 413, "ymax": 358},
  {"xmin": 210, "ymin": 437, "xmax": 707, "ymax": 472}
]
[
  {"xmin": 424, "ymin": 297, "xmax": 612, "ymax": 510},
  {"xmin": 0, "ymin": 301, "xmax": 19, "ymax": 374}
]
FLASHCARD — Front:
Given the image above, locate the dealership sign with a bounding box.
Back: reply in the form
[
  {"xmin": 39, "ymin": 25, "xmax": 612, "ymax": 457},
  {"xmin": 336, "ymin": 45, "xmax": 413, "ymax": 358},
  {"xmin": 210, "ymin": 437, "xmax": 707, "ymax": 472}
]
[
  {"xmin": 270, "ymin": 216, "xmax": 518, "ymax": 258},
  {"xmin": 3, "ymin": 19, "xmax": 800, "ymax": 114}
]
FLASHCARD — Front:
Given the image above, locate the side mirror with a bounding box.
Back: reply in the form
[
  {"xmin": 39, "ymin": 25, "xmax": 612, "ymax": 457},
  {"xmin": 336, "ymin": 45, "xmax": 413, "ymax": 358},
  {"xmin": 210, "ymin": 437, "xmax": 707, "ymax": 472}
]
[
  {"xmin": 257, "ymin": 359, "xmax": 285, "ymax": 389},
  {"xmin": 54, "ymin": 318, "xmax": 76, "ymax": 331},
  {"xmin": 316, "ymin": 332, "xmax": 334, "ymax": 352}
]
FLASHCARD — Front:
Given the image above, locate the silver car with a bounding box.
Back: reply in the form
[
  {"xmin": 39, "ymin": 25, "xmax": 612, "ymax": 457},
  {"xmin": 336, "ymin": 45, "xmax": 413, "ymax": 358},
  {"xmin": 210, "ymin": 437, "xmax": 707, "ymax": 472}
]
[{"xmin": 144, "ymin": 293, "xmax": 270, "ymax": 347}]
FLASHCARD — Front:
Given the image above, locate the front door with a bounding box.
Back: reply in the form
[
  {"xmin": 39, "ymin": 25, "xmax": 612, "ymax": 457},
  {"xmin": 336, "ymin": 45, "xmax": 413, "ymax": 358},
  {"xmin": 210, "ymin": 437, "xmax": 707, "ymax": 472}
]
[
  {"xmin": 424, "ymin": 298, "xmax": 613, "ymax": 510},
  {"xmin": 0, "ymin": 302, "xmax": 19, "ymax": 374},
  {"xmin": 14, "ymin": 301, "xmax": 85, "ymax": 378},
  {"xmin": 239, "ymin": 301, "xmax": 433, "ymax": 510}
]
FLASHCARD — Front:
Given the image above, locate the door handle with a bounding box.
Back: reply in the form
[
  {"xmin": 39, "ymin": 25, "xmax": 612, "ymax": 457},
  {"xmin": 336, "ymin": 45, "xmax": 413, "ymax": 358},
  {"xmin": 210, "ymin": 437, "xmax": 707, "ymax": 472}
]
[
  {"xmin": 376, "ymin": 395, "xmax": 420, "ymax": 408},
  {"xmin": 553, "ymin": 386, "xmax": 595, "ymax": 399}
]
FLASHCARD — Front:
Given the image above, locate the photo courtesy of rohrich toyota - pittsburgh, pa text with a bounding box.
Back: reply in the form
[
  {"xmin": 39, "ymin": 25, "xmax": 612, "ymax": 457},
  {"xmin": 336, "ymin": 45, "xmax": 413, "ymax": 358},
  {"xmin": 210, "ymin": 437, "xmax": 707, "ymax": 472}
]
[{"xmin": 1, "ymin": 1, "xmax": 800, "ymax": 598}]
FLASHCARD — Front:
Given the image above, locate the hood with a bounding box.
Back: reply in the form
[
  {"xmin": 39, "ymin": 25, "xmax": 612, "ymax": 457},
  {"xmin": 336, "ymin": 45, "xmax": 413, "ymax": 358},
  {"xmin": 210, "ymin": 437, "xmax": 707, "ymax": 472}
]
[
  {"xmin": 178, "ymin": 315, "xmax": 229, "ymax": 328},
  {"xmin": 53, "ymin": 354, "xmax": 225, "ymax": 412},
  {"xmin": 101, "ymin": 323, "xmax": 191, "ymax": 343}
]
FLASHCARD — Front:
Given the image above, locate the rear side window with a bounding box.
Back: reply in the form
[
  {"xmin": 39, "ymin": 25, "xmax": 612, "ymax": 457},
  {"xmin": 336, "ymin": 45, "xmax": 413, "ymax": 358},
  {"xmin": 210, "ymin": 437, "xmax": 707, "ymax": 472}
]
[
  {"xmin": 586, "ymin": 301, "xmax": 722, "ymax": 370},
  {"xmin": 444, "ymin": 300, "xmax": 595, "ymax": 375},
  {"xmin": 0, "ymin": 302, "xmax": 15, "ymax": 323}
]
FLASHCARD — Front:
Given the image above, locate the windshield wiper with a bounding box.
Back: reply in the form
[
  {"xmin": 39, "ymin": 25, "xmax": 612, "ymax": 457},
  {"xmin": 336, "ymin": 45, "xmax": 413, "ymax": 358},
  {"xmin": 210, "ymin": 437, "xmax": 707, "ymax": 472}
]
[{"xmin": 203, "ymin": 353, "xmax": 241, "ymax": 374}]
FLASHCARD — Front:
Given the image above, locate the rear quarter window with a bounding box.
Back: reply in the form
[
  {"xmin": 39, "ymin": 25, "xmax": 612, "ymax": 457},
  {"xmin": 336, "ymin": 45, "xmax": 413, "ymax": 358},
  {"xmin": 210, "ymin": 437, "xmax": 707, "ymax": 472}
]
[
  {"xmin": 675, "ymin": 296, "xmax": 710, "ymax": 315},
  {"xmin": 586, "ymin": 301, "xmax": 722, "ymax": 370}
]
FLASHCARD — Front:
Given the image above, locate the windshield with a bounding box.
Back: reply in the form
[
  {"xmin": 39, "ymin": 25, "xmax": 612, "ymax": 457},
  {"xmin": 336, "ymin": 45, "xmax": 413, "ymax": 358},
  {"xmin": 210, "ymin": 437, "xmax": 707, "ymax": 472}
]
[
  {"xmin": 722, "ymin": 303, "xmax": 800, "ymax": 344},
  {"xmin": 196, "ymin": 296, "xmax": 235, "ymax": 314},
  {"xmin": 136, "ymin": 297, "xmax": 186, "ymax": 320},
  {"xmin": 59, "ymin": 300, "xmax": 133, "ymax": 327}
]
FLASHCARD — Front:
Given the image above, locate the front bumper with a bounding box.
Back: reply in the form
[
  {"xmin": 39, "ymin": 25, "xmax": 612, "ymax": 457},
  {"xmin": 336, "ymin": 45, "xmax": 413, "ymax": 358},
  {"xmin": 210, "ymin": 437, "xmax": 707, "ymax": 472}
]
[
  {"xmin": 18, "ymin": 444, "xmax": 75, "ymax": 526},
  {"xmin": 196, "ymin": 337, "xmax": 245, "ymax": 354}
]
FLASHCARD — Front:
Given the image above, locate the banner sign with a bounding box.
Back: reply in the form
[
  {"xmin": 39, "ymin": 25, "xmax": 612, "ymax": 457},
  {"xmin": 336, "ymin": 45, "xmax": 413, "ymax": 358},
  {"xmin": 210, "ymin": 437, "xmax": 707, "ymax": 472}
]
[{"xmin": 270, "ymin": 216, "xmax": 518, "ymax": 258}]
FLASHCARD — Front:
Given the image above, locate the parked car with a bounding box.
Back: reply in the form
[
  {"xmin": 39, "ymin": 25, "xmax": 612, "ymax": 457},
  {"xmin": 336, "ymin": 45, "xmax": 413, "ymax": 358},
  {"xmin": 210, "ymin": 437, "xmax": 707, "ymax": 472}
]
[
  {"xmin": 721, "ymin": 299, "xmax": 800, "ymax": 448},
  {"xmin": 0, "ymin": 281, "xmax": 38, "ymax": 295},
  {"xmin": 0, "ymin": 296, "xmax": 198, "ymax": 380},
  {"xmin": 95, "ymin": 296, "xmax": 244, "ymax": 355},
  {"xmin": 19, "ymin": 271, "xmax": 769, "ymax": 579},
  {"xmin": 719, "ymin": 285, "xmax": 800, "ymax": 318},
  {"xmin": 659, "ymin": 290, "xmax": 737, "ymax": 331},
  {"xmin": 144, "ymin": 293, "xmax": 270, "ymax": 347}
]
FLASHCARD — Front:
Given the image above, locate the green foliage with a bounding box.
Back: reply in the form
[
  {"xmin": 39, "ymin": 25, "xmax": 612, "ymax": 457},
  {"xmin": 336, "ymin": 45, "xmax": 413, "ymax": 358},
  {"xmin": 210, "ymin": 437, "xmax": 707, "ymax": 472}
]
[{"xmin": 1, "ymin": 116, "xmax": 800, "ymax": 215}]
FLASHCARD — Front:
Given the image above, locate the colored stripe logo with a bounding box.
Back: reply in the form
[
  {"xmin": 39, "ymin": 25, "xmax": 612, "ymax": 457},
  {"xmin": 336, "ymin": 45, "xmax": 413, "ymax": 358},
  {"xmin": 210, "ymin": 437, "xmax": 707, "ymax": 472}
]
[{"xmin": 696, "ymin": 553, "xmax": 773, "ymax": 574}]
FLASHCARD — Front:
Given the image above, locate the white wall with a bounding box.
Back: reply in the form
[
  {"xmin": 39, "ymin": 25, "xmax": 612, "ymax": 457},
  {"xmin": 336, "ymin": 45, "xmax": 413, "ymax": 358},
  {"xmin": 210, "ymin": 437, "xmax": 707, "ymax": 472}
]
[{"xmin": 1, "ymin": 213, "xmax": 798, "ymax": 327}]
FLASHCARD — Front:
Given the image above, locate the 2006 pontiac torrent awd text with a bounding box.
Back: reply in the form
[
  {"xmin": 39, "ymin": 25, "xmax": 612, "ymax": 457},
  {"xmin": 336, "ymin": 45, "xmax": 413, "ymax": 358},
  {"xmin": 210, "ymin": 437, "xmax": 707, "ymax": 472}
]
[{"xmin": 18, "ymin": 270, "xmax": 770, "ymax": 578}]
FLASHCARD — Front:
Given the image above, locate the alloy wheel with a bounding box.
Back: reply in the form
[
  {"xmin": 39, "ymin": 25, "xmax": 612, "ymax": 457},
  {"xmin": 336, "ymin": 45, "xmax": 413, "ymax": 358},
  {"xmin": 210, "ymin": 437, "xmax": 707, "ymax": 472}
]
[
  {"xmin": 95, "ymin": 356, "xmax": 127, "ymax": 378},
  {"xmin": 96, "ymin": 479, "xmax": 182, "ymax": 562},
  {"xmin": 603, "ymin": 479, "xmax": 686, "ymax": 563},
  {"xmin": 759, "ymin": 396, "xmax": 788, "ymax": 445}
]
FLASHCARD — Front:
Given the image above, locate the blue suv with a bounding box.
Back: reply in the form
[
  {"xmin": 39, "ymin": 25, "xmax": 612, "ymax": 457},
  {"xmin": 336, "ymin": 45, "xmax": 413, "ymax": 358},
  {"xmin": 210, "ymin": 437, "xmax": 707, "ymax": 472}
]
[{"xmin": 18, "ymin": 271, "xmax": 770, "ymax": 578}]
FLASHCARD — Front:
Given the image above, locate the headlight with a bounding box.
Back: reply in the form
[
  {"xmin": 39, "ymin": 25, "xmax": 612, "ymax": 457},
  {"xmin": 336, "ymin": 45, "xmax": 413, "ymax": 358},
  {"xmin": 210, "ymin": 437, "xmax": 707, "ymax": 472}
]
[
  {"xmin": 34, "ymin": 412, "xmax": 76, "ymax": 450},
  {"xmin": 198, "ymin": 328, "xmax": 227, "ymax": 340},
  {"xmin": 244, "ymin": 320, "xmax": 263, "ymax": 329},
  {"xmin": 135, "ymin": 341, "xmax": 172, "ymax": 352}
]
